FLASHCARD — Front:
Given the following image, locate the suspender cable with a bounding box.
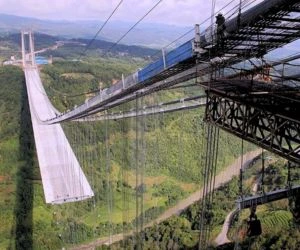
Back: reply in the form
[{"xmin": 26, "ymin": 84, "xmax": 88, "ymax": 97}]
[
  {"xmin": 105, "ymin": 113, "xmax": 113, "ymax": 245},
  {"xmin": 153, "ymin": 92, "xmax": 160, "ymax": 249},
  {"xmin": 129, "ymin": 102, "xmax": 135, "ymax": 249},
  {"xmin": 121, "ymin": 103, "xmax": 130, "ymax": 245},
  {"xmin": 200, "ymin": 124, "xmax": 209, "ymax": 248},
  {"xmin": 178, "ymin": 118, "xmax": 183, "ymax": 173},
  {"xmin": 234, "ymin": 139, "xmax": 244, "ymax": 250},
  {"xmin": 205, "ymin": 126, "xmax": 219, "ymax": 245},
  {"xmin": 135, "ymin": 93, "xmax": 146, "ymax": 250},
  {"xmin": 141, "ymin": 96, "xmax": 146, "ymax": 246},
  {"xmin": 261, "ymin": 149, "xmax": 265, "ymax": 194},
  {"xmin": 121, "ymin": 104, "xmax": 130, "ymax": 244},
  {"xmin": 199, "ymin": 123, "xmax": 219, "ymax": 249},
  {"xmin": 135, "ymin": 94, "xmax": 140, "ymax": 249}
]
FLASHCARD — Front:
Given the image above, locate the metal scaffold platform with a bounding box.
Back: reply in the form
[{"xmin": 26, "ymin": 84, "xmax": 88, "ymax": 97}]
[
  {"xmin": 236, "ymin": 185, "xmax": 300, "ymax": 210},
  {"xmin": 205, "ymin": 79, "xmax": 300, "ymax": 163}
]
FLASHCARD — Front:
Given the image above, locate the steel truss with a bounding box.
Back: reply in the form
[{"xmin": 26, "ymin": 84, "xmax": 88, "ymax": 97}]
[
  {"xmin": 205, "ymin": 81, "xmax": 300, "ymax": 164},
  {"xmin": 236, "ymin": 185, "xmax": 300, "ymax": 210}
]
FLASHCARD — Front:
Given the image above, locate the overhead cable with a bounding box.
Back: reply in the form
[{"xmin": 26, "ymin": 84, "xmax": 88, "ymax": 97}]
[
  {"xmin": 105, "ymin": 0, "xmax": 163, "ymax": 53},
  {"xmin": 78, "ymin": 0, "xmax": 123, "ymax": 60},
  {"xmin": 150, "ymin": 0, "xmax": 239, "ymax": 58}
]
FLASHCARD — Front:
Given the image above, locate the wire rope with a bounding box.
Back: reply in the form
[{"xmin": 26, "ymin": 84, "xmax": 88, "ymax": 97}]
[
  {"xmin": 135, "ymin": 94, "xmax": 141, "ymax": 249},
  {"xmin": 78, "ymin": 0, "xmax": 124, "ymax": 60},
  {"xmin": 234, "ymin": 138, "xmax": 244, "ymax": 250},
  {"xmin": 105, "ymin": 113, "xmax": 113, "ymax": 245},
  {"xmin": 121, "ymin": 103, "xmax": 130, "ymax": 246},
  {"xmin": 141, "ymin": 95, "xmax": 146, "ymax": 247},
  {"xmin": 105, "ymin": 0, "xmax": 163, "ymax": 54},
  {"xmin": 154, "ymin": 92, "xmax": 160, "ymax": 250}
]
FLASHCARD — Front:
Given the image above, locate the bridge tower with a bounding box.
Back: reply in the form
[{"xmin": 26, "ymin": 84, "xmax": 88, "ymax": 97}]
[{"xmin": 21, "ymin": 30, "xmax": 36, "ymax": 67}]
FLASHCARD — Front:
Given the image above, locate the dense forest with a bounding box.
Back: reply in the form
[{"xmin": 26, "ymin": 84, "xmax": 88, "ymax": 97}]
[{"xmin": 0, "ymin": 66, "xmax": 38, "ymax": 249}]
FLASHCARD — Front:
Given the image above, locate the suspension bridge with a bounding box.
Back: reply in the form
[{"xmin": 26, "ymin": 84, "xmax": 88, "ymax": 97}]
[{"xmin": 19, "ymin": 0, "xmax": 300, "ymax": 248}]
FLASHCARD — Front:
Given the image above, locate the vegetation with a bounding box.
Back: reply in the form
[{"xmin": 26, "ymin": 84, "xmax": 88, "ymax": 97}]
[
  {"xmin": 70, "ymin": 38, "xmax": 159, "ymax": 58},
  {"xmin": 0, "ymin": 32, "xmax": 158, "ymax": 65},
  {"xmin": 0, "ymin": 66, "xmax": 36, "ymax": 249},
  {"xmin": 108, "ymin": 155, "xmax": 300, "ymax": 250},
  {"xmin": 0, "ymin": 33, "xmax": 60, "ymax": 50}
]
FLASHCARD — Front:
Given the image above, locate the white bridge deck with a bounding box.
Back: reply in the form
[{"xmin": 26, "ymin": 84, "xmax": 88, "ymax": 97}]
[{"xmin": 24, "ymin": 67, "xmax": 94, "ymax": 204}]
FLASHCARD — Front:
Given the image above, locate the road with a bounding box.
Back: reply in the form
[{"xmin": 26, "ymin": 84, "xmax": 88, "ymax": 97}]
[
  {"xmin": 70, "ymin": 149, "xmax": 261, "ymax": 250},
  {"xmin": 34, "ymin": 41, "xmax": 63, "ymax": 55},
  {"xmin": 215, "ymin": 156, "xmax": 262, "ymax": 246},
  {"xmin": 214, "ymin": 209, "xmax": 237, "ymax": 245}
]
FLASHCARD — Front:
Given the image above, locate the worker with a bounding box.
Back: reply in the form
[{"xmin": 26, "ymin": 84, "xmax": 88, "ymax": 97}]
[{"xmin": 216, "ymin": 13, "xmax": 226, "ymax": 52}]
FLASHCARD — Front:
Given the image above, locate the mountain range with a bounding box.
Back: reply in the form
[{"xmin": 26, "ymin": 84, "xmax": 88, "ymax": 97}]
[{"xmin": 0, "ymin": 13, "xmax": 192, "ymax": 48}]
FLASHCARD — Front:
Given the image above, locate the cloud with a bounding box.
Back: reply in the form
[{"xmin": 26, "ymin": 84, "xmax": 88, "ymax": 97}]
[{"xmin": 0, "ymin": 0, "xmax": 263, "ymax": 26}]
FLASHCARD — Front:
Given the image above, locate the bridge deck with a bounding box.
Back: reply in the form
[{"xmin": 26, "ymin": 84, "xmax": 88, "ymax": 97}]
[
  {"xmin": 24, "ymin": 67, "xmax": 94, "ymax": 204},
  {"xmin": 80, "ymin": 95, "xmax": 206, "ymax": 121}
]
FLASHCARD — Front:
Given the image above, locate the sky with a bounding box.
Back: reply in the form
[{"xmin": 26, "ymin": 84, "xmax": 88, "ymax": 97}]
[{"xmin": 0, "ymin": 0, "xmax": 262, "ymax": 27}]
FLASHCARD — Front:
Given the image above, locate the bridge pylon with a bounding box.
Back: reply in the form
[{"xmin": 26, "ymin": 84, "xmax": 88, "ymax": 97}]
[{"xmin": 21, "ymin": 30, "xmax": 36, "ymax": 67}]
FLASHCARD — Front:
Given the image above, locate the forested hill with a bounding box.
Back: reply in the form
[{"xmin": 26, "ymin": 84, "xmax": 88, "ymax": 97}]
[
  {"xmin": 0, "ymin": 33, "xmax": 61, "ymax": 50},
  {"xmin": 70, "ymin": 38, "xmax": 159, "ymax": 58},
  {"xmin": 0, "ymin": 32, "xmax": 159, "ymax": 59},
  {"xmin": 0, "ymin": 13, "xmax": 190, "ymax": 47}
]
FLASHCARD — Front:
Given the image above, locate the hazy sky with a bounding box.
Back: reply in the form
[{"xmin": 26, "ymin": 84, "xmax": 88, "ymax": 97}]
[{"xmin": 0, "ymin": 0, "xmax": 262, "ymax": 26}]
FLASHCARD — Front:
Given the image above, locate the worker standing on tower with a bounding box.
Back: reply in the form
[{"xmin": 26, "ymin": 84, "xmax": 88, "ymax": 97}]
[{"xmin": 216, "ymin": 13, "xmax": 226, "ymax": 52}]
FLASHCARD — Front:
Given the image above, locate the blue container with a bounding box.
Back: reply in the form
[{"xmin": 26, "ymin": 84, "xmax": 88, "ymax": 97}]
[{"xmin": 35, "ymin": 56, "xmax": 49, "ymax": 65}]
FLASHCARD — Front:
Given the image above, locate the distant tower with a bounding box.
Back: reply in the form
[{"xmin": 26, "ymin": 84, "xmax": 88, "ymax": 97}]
[{"xmin": 21, "ymin": 30, "xmax": 36, "ymax": 67}]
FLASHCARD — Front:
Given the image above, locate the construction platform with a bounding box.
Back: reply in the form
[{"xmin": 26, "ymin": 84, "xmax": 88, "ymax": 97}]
[{"xmin": 236, "ymin": 185, "xmax": 300, "ymax": 210}]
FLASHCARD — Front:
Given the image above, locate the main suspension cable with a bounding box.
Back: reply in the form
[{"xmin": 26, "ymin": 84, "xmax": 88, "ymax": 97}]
[
  {"xmin": 105, "ymin": 0, "xmax": 163, "ymax": 54},
  {"xmin": 78, "ymin": 0, "xmax": 123, "ymax": 60}
]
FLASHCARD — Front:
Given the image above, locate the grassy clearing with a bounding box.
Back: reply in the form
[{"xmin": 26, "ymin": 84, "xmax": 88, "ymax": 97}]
[
  {"xmin": 260, "ymin": 210, "xmax": 292, "ymax": 233},
  {"xmin": 61, "ymin": 72, "xmax": 95, "ymax": 80}
]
